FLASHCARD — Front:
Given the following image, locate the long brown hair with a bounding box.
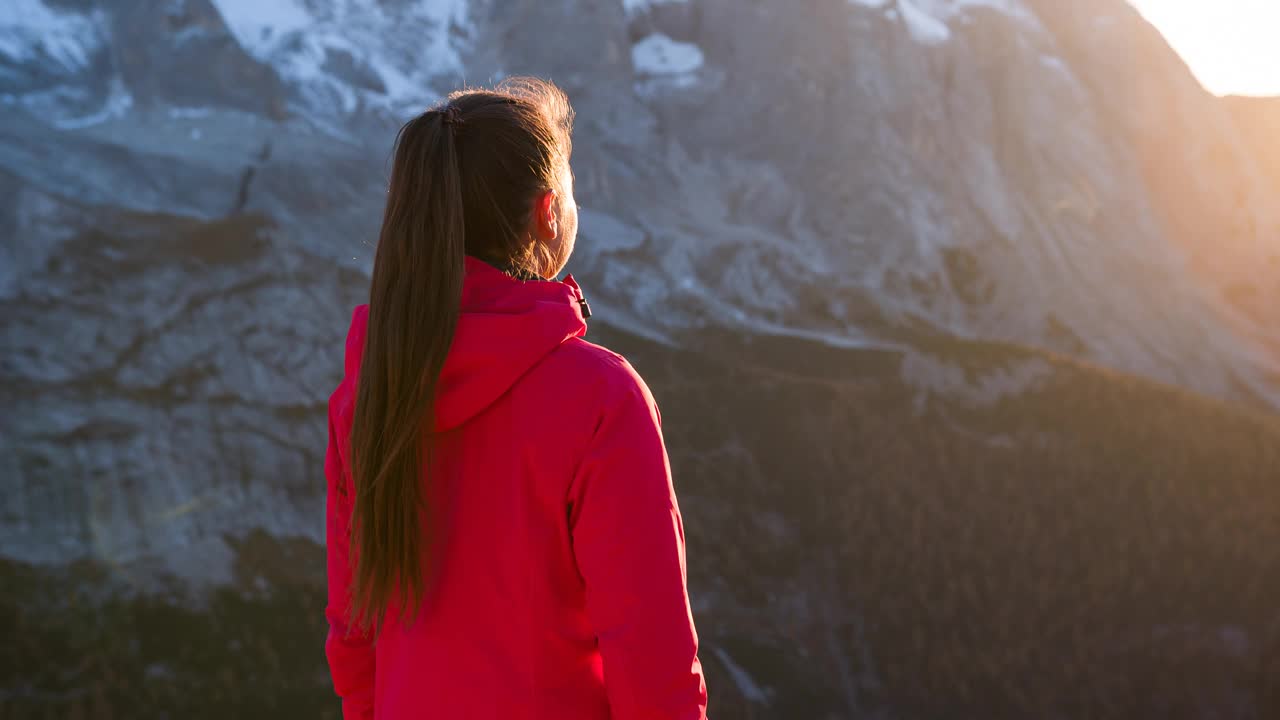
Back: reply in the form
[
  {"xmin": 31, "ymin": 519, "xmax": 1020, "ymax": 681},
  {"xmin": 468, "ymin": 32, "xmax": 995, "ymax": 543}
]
[{"xmin": 349, "ymin": 77, "xmax": 574, "ymax": 631}]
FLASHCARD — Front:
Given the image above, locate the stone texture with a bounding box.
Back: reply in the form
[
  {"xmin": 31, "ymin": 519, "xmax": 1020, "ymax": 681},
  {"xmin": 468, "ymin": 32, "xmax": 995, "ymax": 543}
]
[{"xmin": 3, "ymin": 0, "xmax": 1280, "ymax": 717}]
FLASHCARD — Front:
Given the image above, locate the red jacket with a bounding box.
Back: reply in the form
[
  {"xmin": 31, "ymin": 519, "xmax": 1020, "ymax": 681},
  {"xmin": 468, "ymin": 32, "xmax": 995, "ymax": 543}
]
[{"xmin": 325, "ymin": 257, "xmax": 708, "ymax": 719}]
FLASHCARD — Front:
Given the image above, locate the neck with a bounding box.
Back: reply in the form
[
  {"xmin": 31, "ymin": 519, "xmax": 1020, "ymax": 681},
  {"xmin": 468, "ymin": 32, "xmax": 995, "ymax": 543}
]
[{"xmin": 475, "ymin": 255, "xmax": 544, "ymax": 282}]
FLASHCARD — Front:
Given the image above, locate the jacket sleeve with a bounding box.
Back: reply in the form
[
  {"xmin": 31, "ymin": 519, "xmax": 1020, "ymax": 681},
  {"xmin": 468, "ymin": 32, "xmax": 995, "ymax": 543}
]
[
  {"xmin": 324, "ymin": 397, "xmax": 376, "ymax": 720},
  {"xmin": 568, "ymin": 359, "xmax": 708, "ymax": 719}
]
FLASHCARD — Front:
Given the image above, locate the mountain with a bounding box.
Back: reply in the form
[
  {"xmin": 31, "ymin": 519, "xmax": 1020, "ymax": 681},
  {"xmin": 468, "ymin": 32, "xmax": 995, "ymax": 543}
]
[
  {"xmin": 4, "ymin": 0, "xmax": 1278, "ymax": 401},
  {"xmin": 3, "ymin": 0, "xmax": 1279, "ymax": 717},
  {"xmin": 1225, "ymin": 94, "xmax": 1280, "ymax": 195}
]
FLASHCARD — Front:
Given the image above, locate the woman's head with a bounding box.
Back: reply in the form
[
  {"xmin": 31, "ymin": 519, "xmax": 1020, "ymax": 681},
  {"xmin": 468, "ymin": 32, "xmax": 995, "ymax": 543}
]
[
  {"xmin": 349, "ymin": 77, "xmax": 576, "ymax": 632},
  {"xmin": 389, "ymin": 77, "xmax": 577, "ymax": 278}
]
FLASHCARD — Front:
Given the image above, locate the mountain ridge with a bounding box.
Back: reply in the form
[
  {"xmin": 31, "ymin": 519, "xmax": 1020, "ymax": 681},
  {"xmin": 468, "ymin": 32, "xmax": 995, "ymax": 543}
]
[
  {"xmin": 3, "ymin": 0, "xmax": 1278, "ymax": 406},
  {"xmin": 4, "ymin": 1, "xmax": 1280, "ymax": 716}
]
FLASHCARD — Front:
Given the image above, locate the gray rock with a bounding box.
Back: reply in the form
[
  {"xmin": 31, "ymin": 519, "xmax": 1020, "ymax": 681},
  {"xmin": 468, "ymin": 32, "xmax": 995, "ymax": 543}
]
[{"xmin": 3, "ymin": 0, "xmax": 1280, "ymax": 717}]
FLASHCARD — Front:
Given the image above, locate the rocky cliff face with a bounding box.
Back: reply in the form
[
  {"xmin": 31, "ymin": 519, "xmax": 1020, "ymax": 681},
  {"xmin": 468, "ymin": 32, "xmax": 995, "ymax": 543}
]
[
  {"xmin": 1225, "ymin": 94, "xmax": 1280, "ymax": 195},
  {"xmin": 3, "ymin": 1, "xmax": 1279, "ymax": 717}
]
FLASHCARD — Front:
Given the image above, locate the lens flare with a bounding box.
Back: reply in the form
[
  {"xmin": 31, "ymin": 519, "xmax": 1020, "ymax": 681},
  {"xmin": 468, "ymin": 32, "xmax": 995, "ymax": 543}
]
[{"xmin": 1130, "ymin": 0, "xmax": 1280, "ymax": 96}]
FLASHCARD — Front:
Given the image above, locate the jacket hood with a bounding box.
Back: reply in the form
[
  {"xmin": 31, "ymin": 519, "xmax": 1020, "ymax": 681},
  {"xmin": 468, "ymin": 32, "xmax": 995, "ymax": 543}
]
[{"xmin": 342, "ymin": 256, "xmax": 589, "ymax": 431}]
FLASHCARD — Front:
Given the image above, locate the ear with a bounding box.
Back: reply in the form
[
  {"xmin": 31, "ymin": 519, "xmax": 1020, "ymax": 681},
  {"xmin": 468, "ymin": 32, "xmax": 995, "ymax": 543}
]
[{"xmin": 534, "ymin": 189, "xmax": 559, "ymax": 241}]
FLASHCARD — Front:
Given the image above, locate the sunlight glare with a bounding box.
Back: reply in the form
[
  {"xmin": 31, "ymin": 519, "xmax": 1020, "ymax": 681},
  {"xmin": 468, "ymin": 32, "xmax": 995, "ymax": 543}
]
[{"xmin": 1129, "ymin": 0, "xmax": 1280, "ymax": 96}]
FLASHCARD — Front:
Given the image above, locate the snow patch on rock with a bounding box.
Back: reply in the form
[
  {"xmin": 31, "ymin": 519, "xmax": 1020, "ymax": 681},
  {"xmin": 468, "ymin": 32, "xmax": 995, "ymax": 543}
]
[
  {"xmin": 52, "ymin": 75, "xmax": 133, "ymax": 130},
  {"xmin": 622, "ymin": 0, "xmax": 689, "ymax": 17},
  {"xmin": 208, "ymin": 0, "xmax": 313, "ymax": 56},
  {"xmin": 632, "ymin": 33, "xmax": 704, "ymax": 79},
  {"xmin": 849, "ymin": 0, "xmax": 1037, "ymax": 45},
  {"xmin": 0, "ymin": 0, "xmax": 105, "ymax": 70},
  {"xmin": 209, "ymin": 0, "xmax": 473, "ymax": 114},
  {"xmin": 900, "ymin": 1, "xmax": 953, "ymax": 43}
]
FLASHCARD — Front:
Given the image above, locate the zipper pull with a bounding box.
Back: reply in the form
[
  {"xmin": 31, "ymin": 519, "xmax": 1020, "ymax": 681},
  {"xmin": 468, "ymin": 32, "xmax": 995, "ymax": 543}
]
[{"xmin": 563, "ymin": 274, "xmax": 592, "ymax": 319}]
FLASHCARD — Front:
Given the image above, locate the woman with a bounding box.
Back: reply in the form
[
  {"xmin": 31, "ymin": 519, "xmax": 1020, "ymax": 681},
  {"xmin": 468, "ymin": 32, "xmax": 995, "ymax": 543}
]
[{"xmin": 323, "ymin": 77, "xmax": 708, "ymax": 719}]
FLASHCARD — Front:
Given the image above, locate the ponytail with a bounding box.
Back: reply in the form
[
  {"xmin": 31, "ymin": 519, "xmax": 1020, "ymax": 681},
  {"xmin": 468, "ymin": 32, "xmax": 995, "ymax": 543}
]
[
  {"xmin": 349, "ymin": 109, "xmax": 465, "ymax": 632},
  {"xmin": 346, "ymin": 78, "xmax": 574, "ymax": 632}
]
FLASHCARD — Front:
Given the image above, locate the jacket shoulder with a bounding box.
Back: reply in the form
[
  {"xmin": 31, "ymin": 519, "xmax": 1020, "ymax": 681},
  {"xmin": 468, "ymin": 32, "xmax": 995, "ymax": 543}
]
[
  {"xmin": 544, "ymin": 338, "xmax": 661, "ymax": 424},
  {"xmin": 551, "ymin": 338, "xmax": 646, "ymax": 389}
]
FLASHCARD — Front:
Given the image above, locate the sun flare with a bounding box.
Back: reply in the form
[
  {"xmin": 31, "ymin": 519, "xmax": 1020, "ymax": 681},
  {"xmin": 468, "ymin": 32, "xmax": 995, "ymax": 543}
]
[{"xmin": 1130, "ymin": 0, "xmax": 1280, "ymax": 96}]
